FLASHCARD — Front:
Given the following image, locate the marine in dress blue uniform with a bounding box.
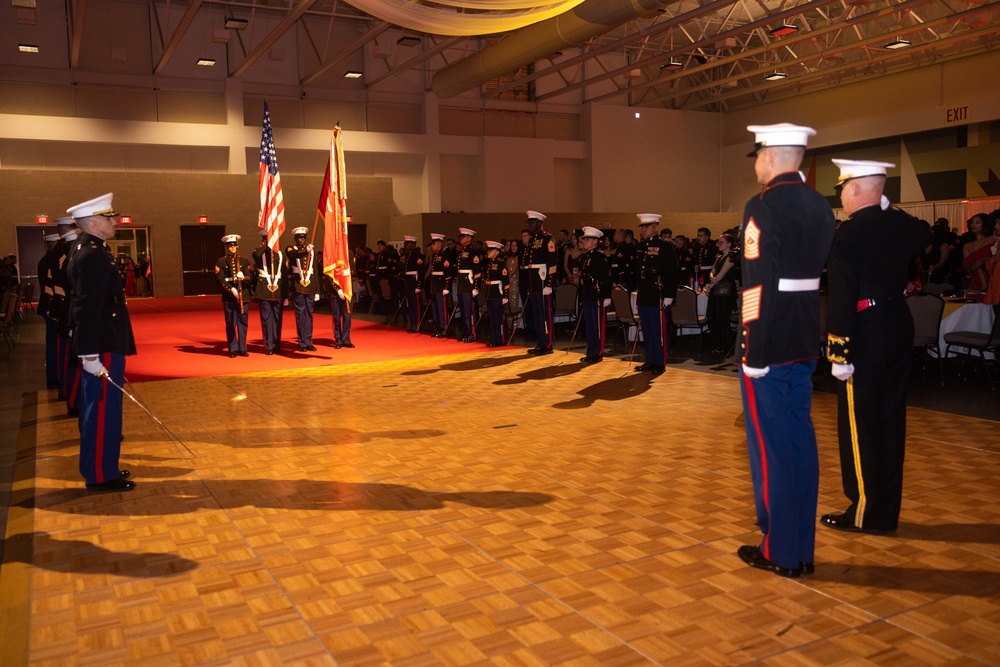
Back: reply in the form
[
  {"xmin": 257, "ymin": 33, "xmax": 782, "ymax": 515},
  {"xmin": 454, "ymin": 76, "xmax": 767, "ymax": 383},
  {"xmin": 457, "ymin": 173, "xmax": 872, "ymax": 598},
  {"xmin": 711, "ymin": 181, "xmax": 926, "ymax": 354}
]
[
  {"xmin": 822, "ymin": 159, "xmax": 933, "ymax": 535},
  {"xmin": 736, "ymin": 124, "xmax": 836, "ymax": 578},
  {"xmin": 53, "ymin": 219, "xmax": 83, "ymax": 411},
  {"xmin": 252, "ymin": 228, "xmax": 285, "ymax": 355},
  {"xmin": 400, "ymin": 235, "xmax": 425, "ymax": 333},
  {"xmin": 525, "ymin": 211, "xmax": 559, "ymax": 355},
  {"xmin": 577, "ymin": 227, "xmax": 612, "ymax": 362},
  {"xmin": 65, "ymin": 192, "xmax": 137, "ymax": 492},
  {"xmin": 633, "ymin": 214, "xmax": 678, "ymax": 375},
  {"xmin": 216, "ymin": 234, "xmax": 252, "ymax": 357},
  {"xmin": 454, "ymin": 228, "xmax": 482, "ymax": 343},
  {"xmin": 328, "ymin": 273, "xmax": 354, "ymax": 348},
  {"xmin": 481, "ymin": 240, "xmax": 509, "ymax": 347},
  {"xmin": 286, "ymin": 227, "xmax": 320, "ymax": 351},
  {"xmin": 37, "ymin": 231, "xmax": 62, "ymax": 386},
  {"xmin": 427, "ymin": 233, "xmax": 453, "ymax": 337}
]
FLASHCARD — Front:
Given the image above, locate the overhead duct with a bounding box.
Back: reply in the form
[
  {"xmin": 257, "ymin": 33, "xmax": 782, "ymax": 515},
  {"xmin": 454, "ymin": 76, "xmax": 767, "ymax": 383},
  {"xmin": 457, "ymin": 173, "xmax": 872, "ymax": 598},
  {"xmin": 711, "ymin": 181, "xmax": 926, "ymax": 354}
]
[{"xmin": 431, "ymin": 0, "xmax": 677, "ymax": 98}]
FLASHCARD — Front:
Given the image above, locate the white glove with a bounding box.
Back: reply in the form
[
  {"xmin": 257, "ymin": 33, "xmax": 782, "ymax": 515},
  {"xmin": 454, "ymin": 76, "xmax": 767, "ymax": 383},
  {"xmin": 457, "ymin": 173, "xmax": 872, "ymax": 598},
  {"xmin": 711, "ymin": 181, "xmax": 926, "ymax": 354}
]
[
  {"xmin": 415, "ymin": 288, "xmax": 421, "ymax": 294},
  {"xmin": 662, "ymin": 297, "xmax": 673, "ymax": 307},
  {"xmin": 292, "ymin": 266, "xmax": 301, "ymax": 274},
  {"xmin": 472, "ymin": 289, "xmax": 479, "ymax": 297},
  {"xmin": 230, "ymin": 287, "xmax": 239, "ymax": 298},
  {"xmin": 603, "ymin": 298, "xmax": 612, "ymax": 308},
  {"xmin": 502, "ymin": 298, "xmax": 509, "ymax": 305},
  {"xmin": 80, "ymin": 356, "xmax": 107, "ymax": 377},
  {"xmin": 236, "ymin": 271, "xmax": 244, "ymax": 280},
  {"xmin": 307, "ymin": 244, "xmax": 314, "ymax": 251},
  {"xmin": 314, "ymin": 294, "xmax": 320, "ymax": 302},
  {"xmin": 831, "ymin": 363, "xmax": 855, "ymax": 381},
  {"xmin": 442, "ymin": 289, "xmax": 449, "ymax": 295},
  {"xmin": 336, "ymin": 289, "xmax": 345, "ymax": 299},
  {"xmin": 742, "ymin": 365, "xmax": 770, "ymax": 378},
  {"xmin": 991, "ymin": 243, "xmax": 998, "ymax": 256},
  {"xmin": 542, "ymin": 286, "xmax": 553, "ymax": 296}
]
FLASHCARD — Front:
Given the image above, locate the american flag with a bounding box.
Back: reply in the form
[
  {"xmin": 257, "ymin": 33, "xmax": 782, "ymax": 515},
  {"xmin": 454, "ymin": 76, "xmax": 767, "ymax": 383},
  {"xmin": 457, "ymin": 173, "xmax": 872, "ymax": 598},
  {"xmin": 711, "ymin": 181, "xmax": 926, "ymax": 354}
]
[
  {"xmin": 321, "ymin": 126, "xmax": 352, "ymax": 305},
  {"xmin": 257, "ymin": 101, "xmax": 285, "ymax": 253}
]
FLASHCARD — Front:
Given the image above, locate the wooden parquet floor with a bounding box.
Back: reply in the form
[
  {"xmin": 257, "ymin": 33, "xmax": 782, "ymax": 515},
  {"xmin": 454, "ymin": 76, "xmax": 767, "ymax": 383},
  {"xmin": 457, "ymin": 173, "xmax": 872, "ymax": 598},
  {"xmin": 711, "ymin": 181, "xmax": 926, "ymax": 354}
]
[{"xmin": 3, "ymin": 350, "xmax": 999, "ymax": 666}]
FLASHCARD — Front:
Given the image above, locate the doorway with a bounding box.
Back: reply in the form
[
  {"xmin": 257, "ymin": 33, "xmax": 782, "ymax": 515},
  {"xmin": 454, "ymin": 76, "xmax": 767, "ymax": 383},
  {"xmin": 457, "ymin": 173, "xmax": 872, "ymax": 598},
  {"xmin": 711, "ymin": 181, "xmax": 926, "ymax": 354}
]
[{"xmin": 180, "ymin": 225, "xmax": 226, "ymax": 296}]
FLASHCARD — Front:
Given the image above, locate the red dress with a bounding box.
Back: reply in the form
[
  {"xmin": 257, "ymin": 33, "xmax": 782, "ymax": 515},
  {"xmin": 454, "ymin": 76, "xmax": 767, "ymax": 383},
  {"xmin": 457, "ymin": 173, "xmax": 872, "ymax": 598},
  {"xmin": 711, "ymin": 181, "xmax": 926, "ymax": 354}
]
[{"xmin": 963, "ymin": 241, "xmax": 994, "ymax": 290}]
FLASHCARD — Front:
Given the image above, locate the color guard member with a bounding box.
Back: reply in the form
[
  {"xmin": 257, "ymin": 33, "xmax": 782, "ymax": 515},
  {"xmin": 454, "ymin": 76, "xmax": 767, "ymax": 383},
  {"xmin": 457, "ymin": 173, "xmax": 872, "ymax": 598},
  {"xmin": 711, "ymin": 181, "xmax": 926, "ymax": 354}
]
[
  {"xmin": 525, "ymin": 211, "xmax": 558, "ymax": 355},
  {"xmin": 216, "ymin": 234, "xmax": 252, "ymax": 357},
  {"xmin": 66, "ymin": 192, "xmax": 136, "ymax": 492},
  {"xmin": 633, "ymin": 214, "xmax": 678, "ymax": 375},
  {"xmin": 822, "ymin": 159, "xmax": 932, "ymax": 535},
  {"xmin": 329, "ymin": 271, "xmax": 354, "ymax": 349},
  {"xmin": 736, "ymin": 123, "xmax": 836, "ymax": 578},
  {"xmin": 286, "ymin": 226, "xmax": 320, "ymax": 351},
  {"xmin": 455, "ymin": 228, "xmax": 482, "ymax": 343},
  {"xmin": 427, "ymin": 233, "xmax": 453, "ymax": 337},
  {"xmin": 252, "ymin": 227, "xmax": 284, "ymax": 355},
  {"xmin": 482, "ymin": 240, "xmax": 509, "ymax": 347},
  {"xmin": 401, "ymin": 235, "xmax": 425, "ymax": 333},
  {"xmin": 578, "ymin": 226, "xmax": 612, "ymax": 363},
  {"xmin": 54, "ymin": 217, "xmax": 82, "ymax": 410}
]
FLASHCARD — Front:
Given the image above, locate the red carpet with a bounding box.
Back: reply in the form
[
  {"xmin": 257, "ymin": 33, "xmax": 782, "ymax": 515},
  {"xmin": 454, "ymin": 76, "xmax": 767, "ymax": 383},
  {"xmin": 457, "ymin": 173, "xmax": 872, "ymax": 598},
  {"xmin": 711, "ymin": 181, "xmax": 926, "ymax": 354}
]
[{"xmin": 125, "ymin": 296, "xmax": 502, "ymax": 382}]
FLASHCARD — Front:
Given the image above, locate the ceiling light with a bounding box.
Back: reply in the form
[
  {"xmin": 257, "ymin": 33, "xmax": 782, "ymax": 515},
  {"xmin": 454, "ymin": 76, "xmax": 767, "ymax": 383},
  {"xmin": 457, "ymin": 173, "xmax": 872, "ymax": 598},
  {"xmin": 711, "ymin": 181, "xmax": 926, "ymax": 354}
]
[
  {"xmin": 396, "ymin": 36, "xmax": 421, "ymax": 47},
  {"xmin": 660, "ymin": 59, "xmax": 682, "ymax": 71},
  {"xmin": 343, "ymin": 71, "xmax": 363, "ymax": 79},
  {"xmin": 769, "ymin": 24, "xmax": 798, "ymax": 37},
  {"xmin": 18, "ymin": 44, "xmax": 39, "ymax": 53},
  {"xmin": 196, "ymin": 58, "xmax": 216, "ymax": 66},
  {"xmin": 224, "ymin": 17, "xmax": 248, "ymax": 29},
  {"xmin": 764, "ymin": 71, "xmax": 787, "ymax": 81},
  {"xmin": 884, "ymin": 38, "xmax": 911, "ymax": 49}
]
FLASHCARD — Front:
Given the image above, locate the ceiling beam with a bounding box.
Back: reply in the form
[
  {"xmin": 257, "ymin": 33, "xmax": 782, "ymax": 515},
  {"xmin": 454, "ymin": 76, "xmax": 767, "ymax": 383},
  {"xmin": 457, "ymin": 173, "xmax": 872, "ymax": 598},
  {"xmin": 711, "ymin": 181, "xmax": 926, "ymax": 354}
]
[
  {"xmin": 153, "ymin": 0, "xmax": 204, "ymax": 76},
  {"xmin": 69, "ymin": 0, "xmax": 89, "ymax": 69},
  {"xmin": 366, "ymin": 37, "xmax": 463, "ymax": 89},
  {"xmin": 301, "ymin": 21, "xmax": 391, "ymax": 85},
  {"xmin": 231, "ymin": 0, "xmax": 318, "ymax": 79}
]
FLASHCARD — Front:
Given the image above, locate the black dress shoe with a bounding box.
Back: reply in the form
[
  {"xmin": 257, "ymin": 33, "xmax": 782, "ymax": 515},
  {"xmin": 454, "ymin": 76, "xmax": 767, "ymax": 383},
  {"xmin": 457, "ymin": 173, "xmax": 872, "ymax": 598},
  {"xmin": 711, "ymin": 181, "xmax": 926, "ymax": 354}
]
[
  {"xmin": 342, "ymin": 343, "xmax": 355, "ymax": 348},
  {"xmin": 334, "ymin": 344, "xmax": 342, "ymax": 349},
  {"xmin": 820, "ymin": 512, "xmax": 888, "ymax": 535},
  {"xmin": 305, "ymin": 345, "xmax": 317, "ymax": 351},
  {"xmin": 86, "ymin": 478, "xmax": 136, "ymax": 492},
  {"xmin": 119, "ymin": 470, "xmax": 131, "ymax": 480},
  {"xmin": 737, "ymin": 545, "xmax": 800, "ymax": 578},
  {"xmin": 433, "ymin": 333, "xmax": 446, "ymax": 339},
  {"xmin": 634, "ymin": 362, "xmax": 653, "ymax": 372},
  {"xmin": 229, "ymin": 352, "xmax": 237, "ymax": 358},
  {"xmin": 238, "ymin": 351, "xmax": 249, "ymax": 357},
  {"xmin": 800, "ymin": 561, "xmax": 815, "ymax": 575},
  {"xmin": 527, "ymin": 347, "xmax": 539, "ymax": 355},
  {"xmin": 265, "ymin": 349, "xmax": 273, "ymax": 355},
  {"xmin": 651, "ymin": 365, "xmax": 666, "ymax": 376},
  {"xmin": 580, "ymin": 355, "xmax": 603, "ymax": 363},
  {"xmin": 486, "ymin": 342, "xmax": 501, "ymax": 348},
  {"xmin": 536, "ymin": 347, "xmax": 553, "ymax": 356}
]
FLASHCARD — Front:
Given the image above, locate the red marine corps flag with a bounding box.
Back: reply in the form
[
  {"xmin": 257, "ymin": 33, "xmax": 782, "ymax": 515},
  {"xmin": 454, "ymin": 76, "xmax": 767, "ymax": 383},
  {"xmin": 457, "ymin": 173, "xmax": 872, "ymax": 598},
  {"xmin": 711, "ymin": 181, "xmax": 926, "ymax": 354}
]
[
  {"xmin": 257, "ymin": 101, "xmax": 285, "ymax": 252},
  {"xmin": 320, "ymin": 125, "xmax": 352, "ymax": 307}
]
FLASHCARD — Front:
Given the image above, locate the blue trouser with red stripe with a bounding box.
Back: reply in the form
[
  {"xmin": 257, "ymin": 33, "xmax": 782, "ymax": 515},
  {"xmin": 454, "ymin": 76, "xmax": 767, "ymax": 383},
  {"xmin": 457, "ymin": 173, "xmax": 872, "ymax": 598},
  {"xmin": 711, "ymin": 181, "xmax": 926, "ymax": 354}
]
[
  {"xmin": 637, "ymin": 305, "xmax": 668, "ymax": 366},
  {"xmin": 78, "ymin": 352, "xmax": 126, "ymax": 485},
  {"xmin": 529, "ymin": 292, "xmax": 553, "ymax": 350},
  {"xmin": 582, "ymin": 300, "xmax": 606, "ymax": 358},
  {"xmin": 59, "ymin": 333, "xmax": 81, "ymax": 409},
  {"xmin": 740, "ymin": 360, "xmax": 818, "ymax": 570},
  {"xmin": 458, "ymin": 292, "xmax": 477, "ymax": 340},
  {"xmin": 486, "ymin": 299, "xmax": 505, "ymax": 345},
  {"xmin": 43, "ymin": 314, "xmax": 59, "ymax": 385}
]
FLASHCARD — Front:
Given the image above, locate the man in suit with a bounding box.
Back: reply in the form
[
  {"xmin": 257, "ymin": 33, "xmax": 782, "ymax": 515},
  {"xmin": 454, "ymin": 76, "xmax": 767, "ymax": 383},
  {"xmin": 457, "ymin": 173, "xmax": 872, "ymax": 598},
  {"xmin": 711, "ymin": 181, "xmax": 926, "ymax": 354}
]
[{"xmin": 66, "ymin": 192, "xmax": 137, "ymax": 492}]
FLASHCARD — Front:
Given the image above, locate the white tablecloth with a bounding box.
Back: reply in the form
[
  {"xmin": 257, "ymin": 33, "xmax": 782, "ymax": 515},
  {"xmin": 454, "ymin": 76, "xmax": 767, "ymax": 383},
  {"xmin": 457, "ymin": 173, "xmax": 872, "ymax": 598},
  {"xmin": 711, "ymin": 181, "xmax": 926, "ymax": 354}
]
[{"xmin": 934, "ymin": 303, "xmax": 996, "ymax": 359}]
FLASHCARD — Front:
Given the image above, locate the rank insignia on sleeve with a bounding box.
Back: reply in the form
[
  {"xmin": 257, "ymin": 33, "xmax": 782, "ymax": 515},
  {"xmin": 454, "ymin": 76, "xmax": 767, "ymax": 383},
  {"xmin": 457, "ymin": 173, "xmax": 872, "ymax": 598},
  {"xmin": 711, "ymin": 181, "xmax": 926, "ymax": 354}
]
[
  {"xmin": 741, "ymin": 285, "xmax": 762, "ymax": 323},
  {"xmin": 744, "ymin": 218, "xmax": 761, "ymax": 260}
]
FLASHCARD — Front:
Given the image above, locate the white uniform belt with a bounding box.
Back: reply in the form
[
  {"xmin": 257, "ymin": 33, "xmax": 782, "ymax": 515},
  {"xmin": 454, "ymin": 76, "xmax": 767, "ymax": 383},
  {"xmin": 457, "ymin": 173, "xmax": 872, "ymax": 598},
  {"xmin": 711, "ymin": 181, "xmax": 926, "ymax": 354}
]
[
  {"xmin": 700, "ymin": 265, "xmax": 714, "ymax": 270},
  {"xmin": 431, "ymin": 271, "xmax": 444, "ymax": 276},
  {"xmin": 487, "ymin": 280, "xmax": 501, "ymax": 285},
  {"xmin": 377, "ymin": 265, "xmax": 387, "ymax": 270},
  {"xmin": 778, "ymin": 278, "xmax": 820, "ymax": 292},
  {"xmin": 458, "ymin": 269, "xmax": 473, "ymax": 274},
  {"xmin": 520, "ymin": 265, "xmax": 530, "ymax": 270},
  {"xmin": 405, "ymin": 271, "xmax": 419, "ymax": 276},
  {"xmin": 529, "ymin": 263, "xmax": 547, "ymax": 268}
]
